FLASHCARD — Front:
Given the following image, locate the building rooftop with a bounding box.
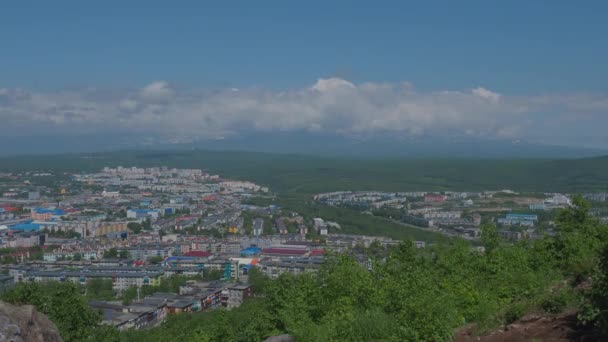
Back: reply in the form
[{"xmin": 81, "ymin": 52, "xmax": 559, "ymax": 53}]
[
  {"xmin": 9, "ymin": 223, "xmax": 41, "ymax": 231},
  {"xmin": 34, "ymin": 208, "xmax": 65, "ymax": 215},
  {"xmin": 182, "ymin": 251, "xmax": 213, "ymax": 257},
  {"xmin": 262, "ymin": 248, "xmax": 308, "ymax": 256}
]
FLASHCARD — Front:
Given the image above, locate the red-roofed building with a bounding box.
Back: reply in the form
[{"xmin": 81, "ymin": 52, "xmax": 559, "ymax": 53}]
[
  {"xmin": 424, "ymin": 194, "xmax": 447, "ymax": 203},
  {"xmin": 284, "ymin": 241, "xmax": 311, "ymax": 246},
  {"xmin": 183, "ymin": 251, "xmax": 213, "ymax": 257},
  {"xmin": 309, "ymin": 249, "xmax": 325, "ymax": 257},
  {"xmin": 262, "ymin": 248, "xmax": 308, "ymax": 257},
  {"xmin": 176, "ymin": 216, "xmax": 198, "ymax": 222}
]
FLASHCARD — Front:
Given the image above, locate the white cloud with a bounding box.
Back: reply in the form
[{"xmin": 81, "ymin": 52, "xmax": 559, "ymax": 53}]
[
  {"xmin": 139, "ymin": 81, "xmax": 173, "ymax": 102},
  {"xmin": 310, "ymin": 77, "xmax": 356, "ymax": 92},
  {"xmin": 472, "ymin": 87, "xmax": 501, "ymax": 102},
  {"xmin": 0, "ymin": 78, "xmax": 606, "ymax": 147},
  {"xmin": 119, "ymin": 99, "xmax": 138, "ymax": 111}
]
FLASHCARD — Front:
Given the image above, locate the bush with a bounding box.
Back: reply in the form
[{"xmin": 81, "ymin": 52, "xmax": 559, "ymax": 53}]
[
  {"xmin": 540, "ymin": 288, "xmax": 574, "ymax": 314},
  {"xmin": 579, "ymin": 243, "xmax": 608, "ymax": 334},
  {"xmin": 504, "ymin": 302, "xmax": 528, "ymax": 324},
  {"xmin": 1, "ymin": 282, "xmax": 119, "ymax": 342}
]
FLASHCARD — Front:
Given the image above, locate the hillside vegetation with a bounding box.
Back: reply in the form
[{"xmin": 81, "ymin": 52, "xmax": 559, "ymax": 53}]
[{"xmin": 1, "ymin": 150, "xmax": 608, "ymax": 193}]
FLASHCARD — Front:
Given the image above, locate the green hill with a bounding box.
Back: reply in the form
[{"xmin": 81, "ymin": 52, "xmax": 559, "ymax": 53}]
[{"xmin": 1, "ymin": 150, "xmax": 607, "ymax": 193}]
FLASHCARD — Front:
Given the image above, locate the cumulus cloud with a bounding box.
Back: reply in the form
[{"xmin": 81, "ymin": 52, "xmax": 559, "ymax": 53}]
[
  {"xmin": 472, "ymin": 87, "xmax": 501, "ymax": 102},
  {"xmin": 139, "ymin": 81, "xmax": 173, "ymax": 102},
  {"xmin": 0, "ymin": 78, "xmax": 607, "ymax": 147},
  {"xmin": 310, "ymin": 77, "xmax": 356, "ymax": 92}
]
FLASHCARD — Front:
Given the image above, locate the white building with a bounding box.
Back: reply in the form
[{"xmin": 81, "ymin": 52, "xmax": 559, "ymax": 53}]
[
  {"xmin": 43, "ymin": 251, "xmax": 98, "ymax": 262},
  {"xmin": 545, "ymin": 194, "xmax": 571, "ymax": 206},
  {"xmin": 127, "ymin": 209, "xmax": 160, "ymax": 220},
  {"xmin": 102, "ymin": 190, "xmax": 120, "ymax": 198}
]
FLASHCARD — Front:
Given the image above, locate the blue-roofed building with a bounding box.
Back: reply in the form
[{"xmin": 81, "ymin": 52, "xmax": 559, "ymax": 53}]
[
  {"xmin": 10, "ymin": 223, "xmax": 41, "ymax": 231},
  {"xmin": 31, "ymin": 208, "xmax": 65, "ymax": 220},
  {"xmin": 498, "ymin": 213, "xmax": 538, "ymax": 227},
  {"xmin": 33, "ymin": 208, "xmax": 65, "ymax": 216},
  {"xmin": 164, "ymin": 256, "xmax": 194, "ymax": 263},
  {"xmin": 529, "ymin": 204, "xmax": 547, "ymax": 210},
  {"xmin": 505, "ymin": 214, "xmax": 538, "ymax": 221},
  {"xmin": 240, "ymin": 247, "xmax": 262, "ymax": 256}
]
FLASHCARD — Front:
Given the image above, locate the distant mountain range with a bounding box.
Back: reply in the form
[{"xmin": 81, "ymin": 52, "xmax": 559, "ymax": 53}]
[{"xmin": 2, "ymin": 132, "xmax": 606, "ymax": 159}]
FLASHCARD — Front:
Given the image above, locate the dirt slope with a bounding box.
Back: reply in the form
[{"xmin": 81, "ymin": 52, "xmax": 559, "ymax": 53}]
[{"xmin": 454, "ymin": 311, "xmax": 601, "ymax": 342}]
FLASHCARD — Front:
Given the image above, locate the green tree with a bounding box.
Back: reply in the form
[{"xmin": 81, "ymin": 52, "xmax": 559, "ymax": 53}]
[
  {"xmin": 248, "ymin": 267, "xmax": 270, "ymax": 294},
  {"xmin": 203, "ymin": 268, "xmax": 224, "ymax": 281},
  {"xmin": 143, "ymin": 218, "xmax": 152, "ymax": 230},
  {"xmin": 148, "ymin": 255, "xmax": 163, "ymax": 264},
  {"xmin": 480, "ymin": 223, "xmax": 500, "ymax": 254},
  {"xmin": 1, "ymin": 282, "xmax": 119, "ymax": 342},
  {"xmin": 127, "ymin": 222, "xmax": 142, "ymax": 234},
  {"xmin": 86, "ymin": 278, "xmax": 114, "ymax": 301},
  {"xmin": 118, "ymin": 250, "xmax": 129, "ymax": 259},
  {"xmin": 580, "ymin": 243, "xmax": 608, "ymax": 334},
  {"xmin": 103, "ymin": 248, "xmax": 118, "ymax": 259},
  {"xmin": 120, "ymin": 287, "xmax": 136, "ymax": 305},
  {"xmin": 553, "ymin": 196, "xmax": 608, "ymax": 279}
]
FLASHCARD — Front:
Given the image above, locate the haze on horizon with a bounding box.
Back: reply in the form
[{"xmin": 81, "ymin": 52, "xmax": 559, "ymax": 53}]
[{"xmin": 1, "ymin": 1, "xmax": 608, "ymax": 153}]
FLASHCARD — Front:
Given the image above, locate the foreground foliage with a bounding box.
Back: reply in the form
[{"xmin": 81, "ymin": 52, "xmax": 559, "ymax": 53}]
[
  {"xmin": 580, "ymin": 243, "xmax": 608, "ymax": 334},
  {"xmin": 1, "ymin": 282, "xmax": 119, "ymax": 341}
]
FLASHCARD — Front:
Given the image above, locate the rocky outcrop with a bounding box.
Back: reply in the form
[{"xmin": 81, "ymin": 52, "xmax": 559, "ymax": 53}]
[{"xmin": 0, "ymin": 301, "xmax": 62, "ymax": 342}]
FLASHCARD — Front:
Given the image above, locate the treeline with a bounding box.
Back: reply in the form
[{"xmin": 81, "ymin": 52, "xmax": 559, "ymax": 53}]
[
  {"xmin": 2, "ymin": 150, "xmax": 608, "ymax": 193},
  {"xmin": 3, "ymin": 196, "xmax": 608, "ymax": 341}
]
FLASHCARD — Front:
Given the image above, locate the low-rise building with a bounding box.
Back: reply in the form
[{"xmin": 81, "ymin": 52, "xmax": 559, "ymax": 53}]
[
  {"xmin": 221, "ymin": 284, "xmax": 253, "ymax": 309},
  {"xmin": 43, "ymin": 250, "xmax": 98, "ymax": 262}
]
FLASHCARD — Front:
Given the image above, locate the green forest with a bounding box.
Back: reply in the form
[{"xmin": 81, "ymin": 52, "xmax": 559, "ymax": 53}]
[
  {"xmin": 1, "ymin": 150, "xmax": 608, "ymax": 193},
  {"xmin": 3, "ymin": 196, "xmax": 608, "ymax": 341}
]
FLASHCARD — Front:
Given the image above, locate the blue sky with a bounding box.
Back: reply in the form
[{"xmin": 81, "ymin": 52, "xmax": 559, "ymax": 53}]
[
  {"xmin": 3, "ymin": 1, "xmax": 607, "ymax": 92},
  {"xmin": 1, "ymin": 1, "xmax": 608, "ymax": 149}
]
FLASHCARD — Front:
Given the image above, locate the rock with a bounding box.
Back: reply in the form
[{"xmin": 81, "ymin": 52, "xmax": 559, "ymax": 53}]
[
  {"xmin": 506, "ymin": 323, "xmax": 521, "ymax": 331},
  {"xmin": 0, "ymin": 301, "xmax": 62, "ymax": 342}
]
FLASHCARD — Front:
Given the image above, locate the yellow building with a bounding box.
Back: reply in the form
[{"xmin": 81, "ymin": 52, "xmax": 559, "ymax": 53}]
[{"xmin": 93, "ymin": 222, "xmax": 128, "ymax": 237}]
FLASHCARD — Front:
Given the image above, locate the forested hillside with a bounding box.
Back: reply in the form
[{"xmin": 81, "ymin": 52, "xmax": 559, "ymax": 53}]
[{"xmin": 1, "ymin": 150, "xmax": 608, "ymax": 193}]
